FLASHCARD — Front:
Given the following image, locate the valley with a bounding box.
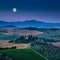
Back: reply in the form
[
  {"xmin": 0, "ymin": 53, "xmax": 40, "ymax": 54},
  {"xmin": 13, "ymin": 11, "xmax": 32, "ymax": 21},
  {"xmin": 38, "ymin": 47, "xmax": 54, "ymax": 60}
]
[{"xmin": 0, "ymin": 27, "xmax": 60, "ymax": 60}]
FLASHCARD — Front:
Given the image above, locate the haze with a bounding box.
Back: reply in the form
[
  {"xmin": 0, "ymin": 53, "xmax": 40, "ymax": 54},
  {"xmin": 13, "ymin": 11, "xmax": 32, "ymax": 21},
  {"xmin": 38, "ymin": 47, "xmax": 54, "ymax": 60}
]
[{"xmin": 0, "ymin": 0, "xmax": 60, "ymax": 23}]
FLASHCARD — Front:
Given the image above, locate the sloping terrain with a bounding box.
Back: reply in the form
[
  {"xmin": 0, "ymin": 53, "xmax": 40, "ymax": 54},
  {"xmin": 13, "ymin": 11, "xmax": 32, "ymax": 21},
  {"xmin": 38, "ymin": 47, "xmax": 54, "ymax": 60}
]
[
  {"xmin": 51, "ymin": 42, "xmax": 60, "ymax": 47},
  {"xmin": 31, "ymin": 41, "xmax": 60, "ymax": 60},
  {"xmin": 0, "ymin": 40, "xmax": 29, "ymax": 49},
  {"xmin": 0, "ymin": 49, "xmax": 47, "ymax": 60},
  {"xmin": 0, "ymin": 20, "xmax": 60, "ymax": 28}
]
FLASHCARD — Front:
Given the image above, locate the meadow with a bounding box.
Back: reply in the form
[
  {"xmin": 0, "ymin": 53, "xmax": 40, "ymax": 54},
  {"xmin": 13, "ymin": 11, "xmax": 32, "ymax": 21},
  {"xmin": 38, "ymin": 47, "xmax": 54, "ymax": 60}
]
[
  {"xmin": 38, "ymin": 28, "xmax": 60, "ymax": 41},
  {"xmin": 0, "ymin": 49, "xmax": 47, "ymax": 60},
  {"xmin": 0, "ymin": 27, "xmax": 60, "ymax": 60}
]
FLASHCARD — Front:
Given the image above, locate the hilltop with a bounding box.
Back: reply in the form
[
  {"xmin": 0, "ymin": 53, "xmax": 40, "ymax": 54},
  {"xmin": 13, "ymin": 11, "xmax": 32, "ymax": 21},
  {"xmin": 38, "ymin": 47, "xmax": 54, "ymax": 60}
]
[{"xmin": 0, "ymin": 20, "xmax": 60, "ymax": 28}]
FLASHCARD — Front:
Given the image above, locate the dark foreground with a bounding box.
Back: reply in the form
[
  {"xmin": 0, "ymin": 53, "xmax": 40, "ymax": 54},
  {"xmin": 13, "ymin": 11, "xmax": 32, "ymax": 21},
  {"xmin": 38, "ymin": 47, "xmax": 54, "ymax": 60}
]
[{"xmin": 0, "ymin": 49, "xmax": 47, "ymax": 60}]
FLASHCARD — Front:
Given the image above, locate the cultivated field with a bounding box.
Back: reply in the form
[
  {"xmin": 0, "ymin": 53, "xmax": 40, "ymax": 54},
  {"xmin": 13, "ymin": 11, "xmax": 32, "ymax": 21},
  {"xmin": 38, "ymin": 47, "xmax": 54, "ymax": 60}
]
[
  {"xmin": 0, "ymin": 28, "xmax": 60, "ymax": 60},
  {"xmin": 2, "ymin": 29, "xmax": 44, "ymax": 36},
  {"xmin": 0, "ymin": 49, "xmax": 47, "ymax": 60},
  {"xmin": 0, "ymin": 40, "xmax": 29, "ymax": 49},
  {"xmin": 51, "ymin": 42, "xmax": 60, "ymax": 47}
]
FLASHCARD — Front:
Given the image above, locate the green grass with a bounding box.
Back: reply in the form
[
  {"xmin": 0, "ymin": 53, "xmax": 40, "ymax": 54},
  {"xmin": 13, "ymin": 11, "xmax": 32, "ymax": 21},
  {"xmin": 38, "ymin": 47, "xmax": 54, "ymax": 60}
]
[
  {"xmin": 0, "ymin": 49, "xmax": 47, "ymax": 60},
  {"xmin": 38, "ymin": 30, "xmax": 60, "ymax": 41},
  {"xmin": 0, "ymin": 33, "xmax": 20, "ymax": 40}
]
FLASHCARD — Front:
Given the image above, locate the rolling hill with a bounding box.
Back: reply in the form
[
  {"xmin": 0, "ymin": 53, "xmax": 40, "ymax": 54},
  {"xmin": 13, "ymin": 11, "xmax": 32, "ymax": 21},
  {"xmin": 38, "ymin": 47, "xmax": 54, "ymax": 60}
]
[
  {"xmin": 0, "ymin": 20, "xmax": 60, "ymax": 28},
  {"xmin": 0, "ymin": 49, "xmax": 47, "ymax": 60}
]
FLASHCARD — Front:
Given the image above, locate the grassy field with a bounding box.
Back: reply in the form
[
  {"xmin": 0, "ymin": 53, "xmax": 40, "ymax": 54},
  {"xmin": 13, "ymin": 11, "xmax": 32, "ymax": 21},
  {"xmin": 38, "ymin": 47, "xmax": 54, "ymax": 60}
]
[
  {"xmin": 0, "ymin": 33, "xmax": 19, "ymax": 40},
  {"xmin": 0, "ymin": 28, "xmax": 60, "ymax": 41},
  {"xmin": 38, "ymin": 29, "xmax": 60, "ymax": 41},
  {"xmin": 0, "ymin": 49, "xmax": 47, "ymax": 60}
]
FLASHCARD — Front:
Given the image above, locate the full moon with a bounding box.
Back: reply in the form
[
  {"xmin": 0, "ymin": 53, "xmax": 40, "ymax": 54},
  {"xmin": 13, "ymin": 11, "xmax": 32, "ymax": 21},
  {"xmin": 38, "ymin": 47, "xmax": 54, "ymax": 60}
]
[{"xmin": 12, "ymin": 8, "xmax": 17, "ymax": 13}]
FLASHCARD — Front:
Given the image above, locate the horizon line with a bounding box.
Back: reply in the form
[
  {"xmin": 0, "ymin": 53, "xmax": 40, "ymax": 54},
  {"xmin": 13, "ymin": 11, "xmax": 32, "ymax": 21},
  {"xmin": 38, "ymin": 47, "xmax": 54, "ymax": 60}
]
[{"xmin": 0, "ymin": 20, "xmax": 59, "ymax": 23}]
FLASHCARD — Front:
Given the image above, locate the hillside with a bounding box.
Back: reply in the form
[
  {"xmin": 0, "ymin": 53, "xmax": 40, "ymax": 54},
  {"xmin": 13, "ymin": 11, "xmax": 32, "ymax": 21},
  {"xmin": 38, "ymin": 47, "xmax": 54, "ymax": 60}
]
[
  {"xmin": 0, "ymin": 20, "xmax": 60, "ymax": 28},
  {"xmin": 0, "ymin": 49, "xmax": 47, "ymax": 60},
  {"xmin": 31, "ymin": 41, "xmax": 60, "ymax": 60}
]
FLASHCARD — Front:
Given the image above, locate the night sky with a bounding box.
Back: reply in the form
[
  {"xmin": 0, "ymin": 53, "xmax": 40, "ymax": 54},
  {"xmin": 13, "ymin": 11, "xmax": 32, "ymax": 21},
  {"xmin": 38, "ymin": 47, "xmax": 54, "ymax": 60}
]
[{"xmin": 0, "ymin": 0, "xmax": 60, "ymax": 23}]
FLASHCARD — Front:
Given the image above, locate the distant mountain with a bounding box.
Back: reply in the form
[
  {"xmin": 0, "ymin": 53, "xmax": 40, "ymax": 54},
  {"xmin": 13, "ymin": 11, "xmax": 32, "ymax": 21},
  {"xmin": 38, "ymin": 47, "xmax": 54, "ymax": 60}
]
[
  {"xmin": 0, "ymin": 20, "xmax": 60, "ymax": 28},
  {"xmin": 4, "ymin": 25, "xmax": 17, "ymax": 28}
]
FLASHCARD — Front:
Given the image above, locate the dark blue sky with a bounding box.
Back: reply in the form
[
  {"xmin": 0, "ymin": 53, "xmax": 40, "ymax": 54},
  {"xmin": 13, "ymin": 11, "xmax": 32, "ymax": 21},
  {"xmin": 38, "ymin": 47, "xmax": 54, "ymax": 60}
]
[{"xmin": 0, "ymin": 0, "xmax": 60, "ymax": 23}]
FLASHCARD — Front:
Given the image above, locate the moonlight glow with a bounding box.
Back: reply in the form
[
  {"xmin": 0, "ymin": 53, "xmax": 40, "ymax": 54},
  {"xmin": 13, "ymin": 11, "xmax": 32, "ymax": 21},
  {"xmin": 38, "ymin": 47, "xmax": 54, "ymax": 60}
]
[{"xmin": 12, "ymin": 8, "xmax": 17, "ymax": 13}]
